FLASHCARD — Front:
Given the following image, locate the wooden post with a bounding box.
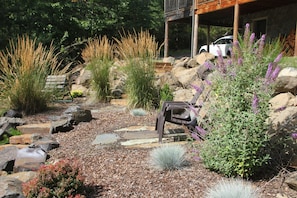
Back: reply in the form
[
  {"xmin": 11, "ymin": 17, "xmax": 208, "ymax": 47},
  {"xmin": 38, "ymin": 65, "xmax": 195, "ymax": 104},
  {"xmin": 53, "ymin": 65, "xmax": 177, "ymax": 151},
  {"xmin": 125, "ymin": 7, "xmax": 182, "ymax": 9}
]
[
  {"xmin": 295, "ymin": 21, "xmax": 297, "ymax": 56},
  {"xmin": 192, "ymin": 14, "xmax": 199, "ymax": 57},
  {"xmin": 207, "ymin": 25, "xmax": 210, "ymax": 52},
  {"xmin": 233, "ymin": 1, "xmax": 239, "ymax": 42},
  {"xmin": 164, "ymin": 19, "xmax": 169, "ymax": 58}
]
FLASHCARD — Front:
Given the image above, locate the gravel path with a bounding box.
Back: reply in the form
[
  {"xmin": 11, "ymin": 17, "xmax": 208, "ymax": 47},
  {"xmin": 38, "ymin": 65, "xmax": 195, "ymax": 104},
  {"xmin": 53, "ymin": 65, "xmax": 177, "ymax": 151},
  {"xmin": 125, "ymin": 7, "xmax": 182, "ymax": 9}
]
[{"xmin": 24, "ymin": 102, "xmax": 297, "ymax": 197}]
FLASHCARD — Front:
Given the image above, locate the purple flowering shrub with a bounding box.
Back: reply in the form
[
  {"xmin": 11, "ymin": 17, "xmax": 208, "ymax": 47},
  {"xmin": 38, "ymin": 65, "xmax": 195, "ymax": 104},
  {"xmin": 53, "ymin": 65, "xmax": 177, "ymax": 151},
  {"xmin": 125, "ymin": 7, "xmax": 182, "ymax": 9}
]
[{"xmin": 200, "ymin": 24, "xmax": 284, "ymax": 178}]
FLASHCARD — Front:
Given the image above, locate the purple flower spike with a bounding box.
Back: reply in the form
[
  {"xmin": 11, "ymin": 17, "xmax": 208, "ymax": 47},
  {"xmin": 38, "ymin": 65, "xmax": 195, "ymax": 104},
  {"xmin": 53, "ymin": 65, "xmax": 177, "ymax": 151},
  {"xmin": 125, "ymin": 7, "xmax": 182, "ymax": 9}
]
[
  {"xmin": 238, "ymin": 58, "xmax": 243, "ymax": 66},
  {"xmin": 265, "ymin": 63, "xmax": 273, "ymax": 80},
  {"xmin": 252, "ymin": 93, "xmax": 259, "ymax": 114},
  {"xmin": 274, "ymin": 53, "xmax": 283, "ymax": 63},
  {"xmin": 204, "ymin": 61, "xmax": 214, "ymax": 70},
  {"xmin": 249, "ymin": 33, "xmax": 255, "ymax": 49},
  {"xmin": 191, "ymin": 133, "xmax": 201, "ymax": 141},
  {"xmin": 271, "ymin": 66, "xmax": 281, "ymax": 81},
  {"xmin": 205, "ymin": 79, "xmax": 212, "ymax": 86},
  {"xmin": 191, "ymin": 84, "xmax": 203, "ymax": 94},
  {"xmin": 257, "ymin": 34, "xmax": 266, "ymax": 58},
  {"xmin": 291, "ymin": 133, "xmax": 297, "ymax": 140},
  {"xmin": 244, "ymin": 23, "xmax": 250, "ymax": 45},
  {"xmin": 195, "ymin": 126, "xmax": 207, "ymax": 136},
  {"xmin": 193, "ymin": 156, "xmax": 201, "ymax": 161}
]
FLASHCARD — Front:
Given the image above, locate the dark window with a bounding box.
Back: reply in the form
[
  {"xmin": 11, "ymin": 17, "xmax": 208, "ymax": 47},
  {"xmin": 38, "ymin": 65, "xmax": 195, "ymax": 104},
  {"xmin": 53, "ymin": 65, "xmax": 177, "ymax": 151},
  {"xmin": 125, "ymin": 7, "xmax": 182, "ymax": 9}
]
[{"xmin": 253, "ymin": 19, "xmax": 267, "ymax": 38}]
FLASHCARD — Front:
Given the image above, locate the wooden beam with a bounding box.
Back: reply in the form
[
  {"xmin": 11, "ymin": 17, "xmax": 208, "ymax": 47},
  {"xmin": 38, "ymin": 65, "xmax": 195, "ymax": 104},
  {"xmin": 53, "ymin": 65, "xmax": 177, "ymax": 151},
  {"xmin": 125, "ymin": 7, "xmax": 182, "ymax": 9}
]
[
  {"xmin": 164, "ymin": 20, "xmax": 169, "ymax": 58},
  {"xmin": 295, "ymin": 21, "xmax": 297, "ymax": 56},
  {"xmin": 196, "ymin": 0, "xmax": 255, "ymax": 15},
  {"xmin": 233, "ymin": 1, "xmax": 239, "ymax": 42}
]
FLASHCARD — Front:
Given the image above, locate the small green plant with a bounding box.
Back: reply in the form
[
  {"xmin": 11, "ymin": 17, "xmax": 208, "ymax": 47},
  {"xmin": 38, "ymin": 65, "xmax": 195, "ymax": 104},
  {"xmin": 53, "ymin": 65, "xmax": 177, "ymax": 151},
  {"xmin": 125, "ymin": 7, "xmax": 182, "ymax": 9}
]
[
  {"xmin": 71, "ymin": 90, "xmax": 83, "ymax": 98},
  {"xmin": 205, "ymin": 179, "xmax": 260, "ymax": 198},
  {"xmin": 159, "ymin": 83, "xmax": 173, "ymax": 107},
  {"xmin": 149, "ymin": 144, "xmax": 187, "ymax": 170},
  {"xmin": 199, "ymin": 24, "xmax": 283, "ymax": 178},
  {"xmin": 0, "ymin": 128, "xmax": 22, "ymax": 145},
  {"xmin": 22, "ymin": 159, "xmax": 86, "ymax": 198}
]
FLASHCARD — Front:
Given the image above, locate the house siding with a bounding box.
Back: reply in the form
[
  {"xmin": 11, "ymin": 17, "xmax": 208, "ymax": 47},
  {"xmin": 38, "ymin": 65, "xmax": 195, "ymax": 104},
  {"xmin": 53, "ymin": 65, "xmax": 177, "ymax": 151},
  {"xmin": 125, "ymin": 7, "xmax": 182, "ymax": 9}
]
[{"xmin": 242, "ymin": 3, "xmax": 297, "ymax": 38}]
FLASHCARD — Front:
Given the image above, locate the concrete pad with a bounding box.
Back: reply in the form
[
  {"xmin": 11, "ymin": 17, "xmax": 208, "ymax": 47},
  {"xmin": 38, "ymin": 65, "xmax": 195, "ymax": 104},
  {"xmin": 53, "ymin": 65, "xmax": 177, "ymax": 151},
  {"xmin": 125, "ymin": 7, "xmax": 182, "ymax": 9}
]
[
  {"xmin": 92, "ymin": 133, "xmax": 120, "ymax": 145},
  {"xmin": 121, "ymin": 130, "xmax": 158, "ymax": 140},
  {"xmin": 122, "ymin": 140, "xmax": 188, "ymax": 148},
  {"xmin": 120, "ymin": 138, "xmax": 159, "ymax": 146}
]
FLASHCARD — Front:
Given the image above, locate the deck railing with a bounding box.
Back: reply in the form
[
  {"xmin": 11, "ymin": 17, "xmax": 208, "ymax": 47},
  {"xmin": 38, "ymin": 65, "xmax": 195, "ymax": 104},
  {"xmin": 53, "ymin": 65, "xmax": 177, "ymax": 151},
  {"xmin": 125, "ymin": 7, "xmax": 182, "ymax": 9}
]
[{"xmin": 164, "ymin": 0, "xmax": 192, "ymax": 13}]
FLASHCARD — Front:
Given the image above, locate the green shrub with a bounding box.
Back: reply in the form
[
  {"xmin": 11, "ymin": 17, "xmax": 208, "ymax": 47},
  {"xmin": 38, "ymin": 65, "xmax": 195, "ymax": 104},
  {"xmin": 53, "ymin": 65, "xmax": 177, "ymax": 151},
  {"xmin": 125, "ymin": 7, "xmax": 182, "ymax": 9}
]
[
  {"xmin": 0, "ymin": 36, "xmax": 69, "ymax": 115},
  {"xmin": 200, "ymin": 24, "xmax": 283, "ymax": 178},
  {"xmin": 115, "ymin": 30, "xmax": 161, "ymax": 109},
  {"xmin": 159, "ymin": 83, "xmax": 173, "ymax": 107},
  {"xmin": 205, "ymin": 179, "xmax": 260, "ymax": 198},
  {"xmin": 88, "ymin": 58, "xmax": 112, "ymax": 102},
  {"xmin": 82, "ymin": 36, "xmax": 114, "ymax": 102},
  {"xmin": 150, "ymin": 144, "xmax": 187, "ymax": 170},
  {"xmin": 22, "ymin": 159, "xmax": 86, "ymax": 198}
]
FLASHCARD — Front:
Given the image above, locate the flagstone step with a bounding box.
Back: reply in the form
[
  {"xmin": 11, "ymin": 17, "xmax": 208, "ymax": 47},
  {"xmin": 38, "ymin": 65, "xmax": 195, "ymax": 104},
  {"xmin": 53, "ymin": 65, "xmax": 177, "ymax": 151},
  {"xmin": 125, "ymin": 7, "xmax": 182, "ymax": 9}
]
[
  {"xmin": 16, "ymin": 123, "xmax": 52, "ymax": 135},
  {"xmin": 9, "ymin": 134, "xmax": 39, "ymax": 145}
]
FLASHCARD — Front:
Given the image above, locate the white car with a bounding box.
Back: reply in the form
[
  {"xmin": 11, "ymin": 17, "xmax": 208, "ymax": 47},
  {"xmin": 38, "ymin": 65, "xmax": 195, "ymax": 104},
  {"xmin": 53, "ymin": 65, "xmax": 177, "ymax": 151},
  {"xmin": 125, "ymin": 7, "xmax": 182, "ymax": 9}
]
[{"xmin": 198, "ymin": 35, "xmax": 233, "ymax": 57}]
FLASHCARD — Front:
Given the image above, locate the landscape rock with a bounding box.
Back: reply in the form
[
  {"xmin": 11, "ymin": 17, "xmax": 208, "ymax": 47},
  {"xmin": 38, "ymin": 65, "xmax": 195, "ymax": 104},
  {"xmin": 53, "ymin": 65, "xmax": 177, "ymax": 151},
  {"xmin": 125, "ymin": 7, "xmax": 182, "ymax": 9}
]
[
  {"xmin": 71, "ymin": 109, "xmax": 92, "ymax": 124},
  {"xmin": 0, "ymin": 177, "xmax": 25, "ymax": 198},
  {"xmin": 6, "ymin": 171, "xmax": 37, "ymax": 183},
  {"xmin": 162, "ymin": 56, "xmax": 175, "ymax": 64},
  {"xmin": 0, "ymin": 146, "xmax": 18, "ymax": 172},
  {"xmin": 14, "ymin": 146, "xmax": 47, "ymax": 172},
  {"xmin": 171, "ymin": 66, "xmax": 198, "ymax": 87},
  {"xmin": 76, "ymin": 68, "xmax": 92, "ymax": 86},
  {"xmin": 195, "ymin": 52, "xmax": 215, "ymax": 65},
  {"xmin": 275, "ymin": 67, "xmax": 297, "ymax": 94},
  {"xmin": 269, "ymin": 92, "xmax": 296, "ymax": 111},
  {"xmin": 285, "ymin": 171, "xmax": 297, "ymax": 191},
  {"xmin": 3, "ymin": 109, "xmax": 22, "ymax": 118}
]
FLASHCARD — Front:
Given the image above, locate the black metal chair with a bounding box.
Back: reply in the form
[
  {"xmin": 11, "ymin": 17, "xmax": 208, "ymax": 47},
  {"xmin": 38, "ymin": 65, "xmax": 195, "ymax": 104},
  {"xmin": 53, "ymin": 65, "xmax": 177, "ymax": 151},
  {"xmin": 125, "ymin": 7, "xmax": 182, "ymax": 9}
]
[{"xmin": 155, "ymin": 84, "xmax": 205, "ymax": 143}]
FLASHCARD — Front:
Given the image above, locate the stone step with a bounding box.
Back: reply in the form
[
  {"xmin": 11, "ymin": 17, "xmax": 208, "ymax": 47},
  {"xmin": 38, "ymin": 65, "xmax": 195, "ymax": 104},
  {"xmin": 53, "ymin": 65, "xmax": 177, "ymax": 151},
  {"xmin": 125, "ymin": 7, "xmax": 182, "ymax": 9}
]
[
  {"xmin": 0, "ymin": 144, "xmax": 28, "ymax": 151},
  {"xmin": 9, "ymin": 134, "xmax": 39, "ymax": 145},
  {"xmin": 16, "ymin": 123, "xmax": 52, "ymax": 135}
]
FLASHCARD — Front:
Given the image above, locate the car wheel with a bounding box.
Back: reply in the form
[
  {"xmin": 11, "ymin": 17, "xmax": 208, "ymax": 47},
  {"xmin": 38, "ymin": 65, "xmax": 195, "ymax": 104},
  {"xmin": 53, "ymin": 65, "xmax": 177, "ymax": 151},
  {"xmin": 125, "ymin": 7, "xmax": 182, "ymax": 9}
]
[{"xmin": 200, "ymin": 49, "xmax": 207, "ymax": 54}]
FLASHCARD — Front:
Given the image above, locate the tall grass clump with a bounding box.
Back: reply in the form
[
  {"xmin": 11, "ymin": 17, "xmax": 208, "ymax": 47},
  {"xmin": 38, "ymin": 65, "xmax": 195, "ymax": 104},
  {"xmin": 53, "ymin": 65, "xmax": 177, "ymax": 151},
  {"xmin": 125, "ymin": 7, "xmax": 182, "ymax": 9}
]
[
  {"xmin": 0, "ymin": 36, "xmax": 68, "ymax": 115},
  {"xmin": 205, "ymin": 179, "xmax": 260, "ymax": 198},
  {"xmin": 82, "ymin": 36, "xmax": 114, "ymax": 102},
  {"xmin": 150, "ymin": 144, "xmax": 187, "ymax": 170},
  {"xmin": 200, "ymin": 24, "xmax": 283, "ymax": 178},
  {"xmin": 115, "ymin": 30, "xmax": 162, "ymax": 109}
]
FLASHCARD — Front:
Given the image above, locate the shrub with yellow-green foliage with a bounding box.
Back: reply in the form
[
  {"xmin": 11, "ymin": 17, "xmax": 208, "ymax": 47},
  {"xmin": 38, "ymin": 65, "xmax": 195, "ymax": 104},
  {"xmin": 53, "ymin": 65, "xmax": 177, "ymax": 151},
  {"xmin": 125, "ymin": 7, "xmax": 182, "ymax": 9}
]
[{"xmin": 0, "ymin": 36, "xmax": 69, "ymax": 115}]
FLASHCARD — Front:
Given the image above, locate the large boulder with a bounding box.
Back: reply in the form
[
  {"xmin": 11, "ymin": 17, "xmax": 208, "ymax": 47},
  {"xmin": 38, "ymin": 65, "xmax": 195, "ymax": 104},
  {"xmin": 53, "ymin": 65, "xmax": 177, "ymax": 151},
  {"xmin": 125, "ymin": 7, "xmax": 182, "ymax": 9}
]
[
  {"xmin": 0, "ymin": 146, "xmax": 18, "ymax": 172},
  {"xmin": 194, "ymin": 52, "xmax": 215, "ymax": 65},
  {"xmin": 14, "ymin": 146, "xmax": 47, "ymax": 172},
  {"xmin": 275, "ymin": 67, "xmax": 297, "ymax": 94},
  {"xmin": 171, "ymin": 66, "xmax": 199, "ymax": 87},
  {"xmin": 0, "ymin": 177, "xmax": 25, "ymax": 198},
  {"xmin": 285, "ymin": 171, "xmax": 297, "ymax": 191}
]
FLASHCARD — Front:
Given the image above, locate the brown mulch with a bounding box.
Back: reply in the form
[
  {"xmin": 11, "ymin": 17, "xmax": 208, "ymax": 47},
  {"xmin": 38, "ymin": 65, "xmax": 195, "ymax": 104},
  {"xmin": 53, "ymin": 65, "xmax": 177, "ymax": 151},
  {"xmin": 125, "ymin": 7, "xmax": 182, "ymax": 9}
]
[{"xmin": 22, "ymin": 99, "xmax": 297, "ymax": 198}]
